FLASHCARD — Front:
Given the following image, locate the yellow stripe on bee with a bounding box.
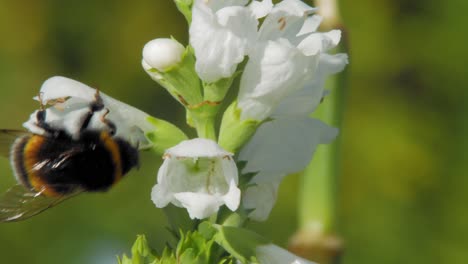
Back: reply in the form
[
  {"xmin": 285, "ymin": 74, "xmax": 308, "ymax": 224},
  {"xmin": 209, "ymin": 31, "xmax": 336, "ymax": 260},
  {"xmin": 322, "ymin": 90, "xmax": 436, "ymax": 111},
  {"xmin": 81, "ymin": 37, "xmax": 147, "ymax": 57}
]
[
  {"xmin": 99, "ymin": 131, "xmax": 122, "ymax": 183},
  {"xmin": 23, "ymin": 135, "xmax": 60, "ymax": 197}
]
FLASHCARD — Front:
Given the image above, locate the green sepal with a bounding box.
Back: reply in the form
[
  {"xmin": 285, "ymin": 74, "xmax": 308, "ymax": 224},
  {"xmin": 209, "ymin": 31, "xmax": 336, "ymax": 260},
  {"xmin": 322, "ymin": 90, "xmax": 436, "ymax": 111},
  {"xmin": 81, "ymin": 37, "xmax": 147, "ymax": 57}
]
[
  {"xmin": 173, "ymin": 0, "xmax": 193, "ymax": 24},
  {"xmin": 176, "ymin": 230, "xmax": 217, "ymax": 264},
  {"xmin": 203, "ymin": 73, "xmax": 237, "ymax": 106},
  {"xmin": 149, "ymin": 46, "xmax": 203, "ymax": 107},
  {"xmin": 145, "ymin": 116, "xmax": 188, "ymax": 155},
  {"xmin": 218, "ymin": 101, "xmax": 260, "ymax": 153},
  {"xmin": 154, "ymin": 248, "xmax": 176, "ymax": 264},
  {"xmin": 239, "ymin": 172, "xmax": 259, "ymax": 189},
  {"xmin": 116, "ymin": 254, "xmax": 132, "ymax": 264},
  {"xmin": 117, "ymin": 235, "xmax": 160, "ymax": 264}
]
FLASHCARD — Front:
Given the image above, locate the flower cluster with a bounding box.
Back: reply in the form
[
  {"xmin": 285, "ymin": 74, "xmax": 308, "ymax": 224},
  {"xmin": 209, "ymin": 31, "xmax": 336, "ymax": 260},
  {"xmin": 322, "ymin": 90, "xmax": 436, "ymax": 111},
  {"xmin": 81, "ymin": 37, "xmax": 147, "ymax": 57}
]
[{"xmin": 19, "ymin": 0, "xmax": 348, "ymax": 263}]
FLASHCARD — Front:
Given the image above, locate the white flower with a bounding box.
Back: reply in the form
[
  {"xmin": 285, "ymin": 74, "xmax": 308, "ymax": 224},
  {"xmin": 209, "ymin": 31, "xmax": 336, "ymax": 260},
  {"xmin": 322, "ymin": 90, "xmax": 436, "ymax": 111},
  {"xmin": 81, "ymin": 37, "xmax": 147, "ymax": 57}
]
[
  {"xmin": 151, "ymin": 138, "xmax": 241, "ymax": 219},
  {"xmin": 256, "ymin": 244, "xmax": 317, "ymax": 264},
  {"xmin": 189, "ymin": 0, "xmax": 260, "ymax": 82},
  {"xmin": 231, "ymin": 0, "xmax": 347, "ymax": 221},
  {"xmin": 142, "ymin": 38, "xmax": 185, "ymax": 72},
  {"xmin": 23, "ymin": 76, "xmax": 153, "ymax": 148},
  {"xmin": 237, "ymin": 0, "xmax": 347, "ymax": 121}
]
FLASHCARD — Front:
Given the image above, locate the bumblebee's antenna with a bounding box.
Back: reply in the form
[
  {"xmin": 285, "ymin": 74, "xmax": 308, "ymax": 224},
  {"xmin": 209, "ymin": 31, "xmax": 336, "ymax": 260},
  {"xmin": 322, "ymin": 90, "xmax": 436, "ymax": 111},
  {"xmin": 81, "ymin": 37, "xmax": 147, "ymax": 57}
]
[
  {"xmin": 36, "ymin": 92, "xmax": 46, "ymax": 124},
  {"xmin": 37, "ymin": 92, "xmax": 45, "ymax": 111}
]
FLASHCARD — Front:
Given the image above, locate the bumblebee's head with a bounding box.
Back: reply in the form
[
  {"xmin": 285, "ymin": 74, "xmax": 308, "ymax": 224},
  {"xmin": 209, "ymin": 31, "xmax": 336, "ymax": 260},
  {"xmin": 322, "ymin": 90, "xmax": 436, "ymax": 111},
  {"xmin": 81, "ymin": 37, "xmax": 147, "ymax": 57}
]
[{"xmin": 115, "ymin": 138, "xmax": 139, "ymax": 175}]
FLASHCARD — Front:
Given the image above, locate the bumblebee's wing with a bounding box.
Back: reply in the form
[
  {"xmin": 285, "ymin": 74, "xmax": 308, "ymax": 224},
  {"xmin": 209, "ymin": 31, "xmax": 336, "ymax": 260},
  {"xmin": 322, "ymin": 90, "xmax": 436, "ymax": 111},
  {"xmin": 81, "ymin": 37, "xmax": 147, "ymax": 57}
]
[
  {"xmin": 0, "ymin": 129, "xmax": 29, "ymax": 157},
  {"xmin": 0, "ymin": 184, "xmax": 81, "ymax": 222}
]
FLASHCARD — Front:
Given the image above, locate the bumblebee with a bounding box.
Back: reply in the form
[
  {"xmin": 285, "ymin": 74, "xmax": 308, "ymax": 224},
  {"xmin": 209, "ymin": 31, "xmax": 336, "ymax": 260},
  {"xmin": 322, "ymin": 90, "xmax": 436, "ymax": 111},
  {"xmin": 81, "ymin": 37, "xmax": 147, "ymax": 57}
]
[{"xmin": 0, "ymin": 90, "xmax": 139, "ymax": 222}]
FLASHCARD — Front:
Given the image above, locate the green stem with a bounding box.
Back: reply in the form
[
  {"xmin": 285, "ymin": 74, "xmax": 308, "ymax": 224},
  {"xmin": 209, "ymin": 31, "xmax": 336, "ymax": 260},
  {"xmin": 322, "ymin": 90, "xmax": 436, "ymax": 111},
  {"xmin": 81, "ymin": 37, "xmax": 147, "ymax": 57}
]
[
  {"xmin": 299, "ymin": 72, "xmax": 345, "ymax": 233},
  {"xmin": 194, "ymin": 115, "xmax": 217, "ymax": 140},
  {"xmin": 290, "ymin": 1, "xmax": 348, "ymax": 263}
]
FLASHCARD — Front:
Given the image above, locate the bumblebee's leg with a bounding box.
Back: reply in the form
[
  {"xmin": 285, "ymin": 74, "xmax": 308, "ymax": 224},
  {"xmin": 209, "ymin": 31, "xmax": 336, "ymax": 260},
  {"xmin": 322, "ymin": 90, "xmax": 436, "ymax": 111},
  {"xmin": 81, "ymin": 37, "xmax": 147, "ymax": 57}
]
[
  {"xmin": 100, "ymin": 108, "xmax": 116, "ymax": 135},
  {"xmin": 79, "ymin": 89, "xmax": 105, "ymax": 132},
  {"xmin": 35, "ymin": 92, "xmax": 57, "ymax": 135}
]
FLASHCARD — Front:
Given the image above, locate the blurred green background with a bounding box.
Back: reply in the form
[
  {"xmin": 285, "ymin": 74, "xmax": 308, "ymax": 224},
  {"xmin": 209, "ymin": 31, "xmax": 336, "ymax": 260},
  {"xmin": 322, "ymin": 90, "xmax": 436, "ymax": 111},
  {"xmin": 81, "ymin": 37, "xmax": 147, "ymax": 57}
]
[{"xmin": 0, "ymin": 0, "xmax": 467, "ymax": 263}]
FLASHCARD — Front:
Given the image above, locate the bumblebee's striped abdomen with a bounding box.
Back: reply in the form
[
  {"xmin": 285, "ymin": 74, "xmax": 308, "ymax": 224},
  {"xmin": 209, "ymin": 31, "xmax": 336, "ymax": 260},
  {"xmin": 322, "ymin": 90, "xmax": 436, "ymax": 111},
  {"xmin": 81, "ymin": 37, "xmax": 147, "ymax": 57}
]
[
  {"xmin": 10, "ymin": 131, "xmax": 126, "ymax": 197},
  {"xmin": 11, "ymin": 135, "xmax": 34, "ymax": 190}
]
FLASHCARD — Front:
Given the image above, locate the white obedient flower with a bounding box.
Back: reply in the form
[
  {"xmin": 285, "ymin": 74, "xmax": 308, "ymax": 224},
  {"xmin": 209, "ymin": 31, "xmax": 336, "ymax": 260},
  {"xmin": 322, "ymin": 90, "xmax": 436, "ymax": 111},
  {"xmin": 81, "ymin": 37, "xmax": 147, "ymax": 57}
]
[
  {"xmin": 189, "ymin": 0, "xmax": 260, "ymax": 83},
  {"xmin": 151, "ymin": 138, "xmax": 241, "ymax": 219},
  {"xmin": 235, "ymin": 0, "xmax": 348, "ymax": 221},
  {"xmin": 23, "ymin": 76, "xmax": 154, "ymax": 148},
  {"xmin": 237, "ymin": 0, "xmax": 346, "ymax": 121}
]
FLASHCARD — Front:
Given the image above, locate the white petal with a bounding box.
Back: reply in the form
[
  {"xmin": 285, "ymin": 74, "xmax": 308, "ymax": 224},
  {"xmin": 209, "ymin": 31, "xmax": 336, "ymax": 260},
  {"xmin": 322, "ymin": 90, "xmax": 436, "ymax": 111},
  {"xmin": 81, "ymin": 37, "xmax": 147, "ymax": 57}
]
[
  {"xmin": 190, "ymin": 3, "xmax": 257, "ymax": 82},
  {"xmin": 239, "ymin": 117, "xmax": 338, "ymax": 180},
  {"xmin": 174, "ymin": 192, "xmax": 224, "ymax": 219},
  {"xmin": 166, "ymin": 138, "xmax": 233, "ymax": 158},
  {"xmin": 222, "ymin": 158, "xmax": 240, "ymax": 185},
  {"xmin": 297, "ymin": 15, "xmax": 322, "ymax": 36},
  {"xmin": 38, "ymin": 76, "xmax": 95, "ymax": 101},
  {"xmin": 272, "ymin": 53, "xmax": 348, "ymax": 117},
  {"xmin": 151, "ymin": 183, "xmax": 172, "ymax": 208},
  {"xmin": 238, "ymin": 39, "xmax": 316, "ymax": 120},
  {"xmin": 242, "ymin": 182, "xmax": 279, "ymax": 221},
  {"xmin": 204, "ymin": 0, "xmax": 249, "ymax": 12},
  {"xmin": 249, "ymin": 0, "xmax": 273, "ymax": 19},
  {"xmin": 223, "ymin": 179, "xmax": 241, "ymax": 211},
  {"xmin": 258, "ymin": 0, "xmax": 316, "ymax": 41},
  {"xmin": 318, "ymin": 53, "xmax": 349, "ymax": 75},
  {"xmin": 274, "ymin": 0, "xmax": 316, "ymax": 15},
  {"xmin": 297, "ymin": 30, "xmax": 341, "ymax": 56},
  {"xmin": 256, "ymin": 244, "xmax": 317, "ymax": 264}
]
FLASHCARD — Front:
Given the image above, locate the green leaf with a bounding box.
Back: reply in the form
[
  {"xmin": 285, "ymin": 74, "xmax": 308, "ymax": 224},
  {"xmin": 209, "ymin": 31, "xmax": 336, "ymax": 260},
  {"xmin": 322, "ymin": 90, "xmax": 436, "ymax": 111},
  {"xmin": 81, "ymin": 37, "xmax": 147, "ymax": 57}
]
[
  {"xmin": 163, "ymin": 205, "xmax": 198, "ymax": 237},
  {"xmin": 198, "ymin": 221, "xmax": 217, "ymax": 239},
  {"xmin": 211, "ymin": 225, "xmax": 270, "ymax": 264},
  {"xmin": 218, "ymin": 257, "xmax": 235, "ymax": 264}
]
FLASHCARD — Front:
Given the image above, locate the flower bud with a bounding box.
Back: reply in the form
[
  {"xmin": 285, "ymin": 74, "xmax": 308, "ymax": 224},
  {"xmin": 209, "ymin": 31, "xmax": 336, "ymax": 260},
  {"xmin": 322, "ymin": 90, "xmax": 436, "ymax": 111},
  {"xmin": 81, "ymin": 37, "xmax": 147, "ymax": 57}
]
[{"xmin": 143, "ymin": 38, "xmax": 185, "ymax": 72}]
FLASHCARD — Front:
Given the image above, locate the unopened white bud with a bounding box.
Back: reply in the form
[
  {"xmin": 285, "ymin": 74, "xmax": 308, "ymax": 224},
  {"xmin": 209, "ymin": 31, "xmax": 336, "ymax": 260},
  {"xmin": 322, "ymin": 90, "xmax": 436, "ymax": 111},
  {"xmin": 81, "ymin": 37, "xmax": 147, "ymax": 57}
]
[{"xmin": 142, "ymin": 38, "xmax": 185, "ymax": 72}]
